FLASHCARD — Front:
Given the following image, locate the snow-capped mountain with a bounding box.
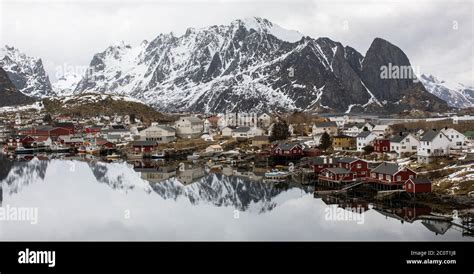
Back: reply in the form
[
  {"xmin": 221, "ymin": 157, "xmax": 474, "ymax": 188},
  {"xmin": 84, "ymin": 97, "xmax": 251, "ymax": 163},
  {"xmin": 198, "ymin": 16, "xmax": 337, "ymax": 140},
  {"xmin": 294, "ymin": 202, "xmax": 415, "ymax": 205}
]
[
  {"xmin": 52, "ymin": 72, "xmax": 81, "ymax": 97},
  {"xmin": 74, "ymin": 17, "xmax": 448, "ymax": 114},
  {"xmin": 420, "ymin": 74, "xmax": 474, "ymax": 109},
  {"xmin": 0, "ymin": 45, "xmax": 53, "ymax": 98}
]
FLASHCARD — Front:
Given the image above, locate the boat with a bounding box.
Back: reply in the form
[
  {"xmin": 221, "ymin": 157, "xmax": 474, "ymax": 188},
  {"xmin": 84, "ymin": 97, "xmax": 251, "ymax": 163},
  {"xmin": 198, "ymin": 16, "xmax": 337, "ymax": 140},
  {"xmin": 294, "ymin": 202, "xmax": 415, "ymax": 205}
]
[
  {"xmin": 15, "ymin": 147, "xmax": 35, "ymax": 155},
  {"xmin": 106, "ymin": 153, "xmax": 121, "ymax": 160},
  {"xmin": 264, "ymin": 169, "xmax": 289, "ymax": 183},
  {"xmin": 187, "ymin": 152, "xmax": 200, "ymax": 160},
  {"xmin": 50, "ymin": 144, "xmax": 71, "ymax": 153},
  {"xmin": 151, "ymin": 151, "xmax": 166, "ymax": 159}
]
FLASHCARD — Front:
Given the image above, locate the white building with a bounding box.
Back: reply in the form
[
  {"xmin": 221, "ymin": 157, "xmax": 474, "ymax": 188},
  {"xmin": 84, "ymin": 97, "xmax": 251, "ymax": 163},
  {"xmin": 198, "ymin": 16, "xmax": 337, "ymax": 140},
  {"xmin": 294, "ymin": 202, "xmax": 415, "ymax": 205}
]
[
  {"xmin": 417, "ymin": 130, "xmax": 451, "ymax": 163},
  {"xmin": 312, "ymin": 121, "xmax": 338, "ymax": 136},
  {"xmin": 139, "ymin": 125, "xmax": 176, "ymax": 144},
  {"xmin": 390, "ymin": 132, "xmax": 419, "ymax": 156},
  {"xmin": 356, "ymin": 131, "xmax": 377, "ymax": 152},
  {"xmin": 174, "ymin": 116, "xmax": 203, "ymax": 139},
  {"xmin": 441, "ymin": 127, "xmax": 467, "ymax": 150},
  {"xmin": 372, "ymin": 125, "xmax": 391, "ymax": 138}
]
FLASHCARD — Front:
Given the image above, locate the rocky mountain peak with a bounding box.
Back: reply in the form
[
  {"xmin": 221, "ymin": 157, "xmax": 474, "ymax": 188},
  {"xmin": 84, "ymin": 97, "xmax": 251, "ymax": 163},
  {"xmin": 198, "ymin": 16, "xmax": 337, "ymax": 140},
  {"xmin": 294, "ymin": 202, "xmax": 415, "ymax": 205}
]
[{"xmin": 0, "ymin": 45, "xmax": 53, "ymax": 99}]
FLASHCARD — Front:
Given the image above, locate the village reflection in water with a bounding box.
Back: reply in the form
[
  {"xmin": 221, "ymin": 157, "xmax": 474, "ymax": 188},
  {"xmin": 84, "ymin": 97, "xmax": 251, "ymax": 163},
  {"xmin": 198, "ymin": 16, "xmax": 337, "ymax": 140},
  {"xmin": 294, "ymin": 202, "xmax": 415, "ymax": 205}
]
[{"xmin": 0, "ymin": 154, "xmax": 472, "ymax": 240}]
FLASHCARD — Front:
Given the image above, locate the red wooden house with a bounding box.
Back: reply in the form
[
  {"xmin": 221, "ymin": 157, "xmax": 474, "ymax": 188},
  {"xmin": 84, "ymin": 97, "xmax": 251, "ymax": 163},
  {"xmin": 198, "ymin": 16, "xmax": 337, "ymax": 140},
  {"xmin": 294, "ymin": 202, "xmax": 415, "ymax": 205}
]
[
  {"xmin": 318, "ymin": 167, "xmax": 355, "ymax": 187},
  {"xmin": 310, "ymin": 157, "xmax": 338, "ymax": 174},
  {"xmin": 271, "ymin": 143, "xmax": 304, "ymax": 158},
  {"xmin": 26, "ymin": 126, "xmax": 72, "ymax": 138},
  {"xmin": 335, "ymin": 157, "xmax": 370, "ymax": 178},
  {"xmin": 368, "ymin": 162, "xmax": 416, "ymax": 190},
  {"xmin": 55, "ymin": 122, "xmax": 76, "ymax": 134},
  {"xmin": 373, "ymin": 139, "xmax": 390, "ymax": 153},
  {"xmin": 404, "ymin": 178, "xmax": 432, "ymax": 193}
]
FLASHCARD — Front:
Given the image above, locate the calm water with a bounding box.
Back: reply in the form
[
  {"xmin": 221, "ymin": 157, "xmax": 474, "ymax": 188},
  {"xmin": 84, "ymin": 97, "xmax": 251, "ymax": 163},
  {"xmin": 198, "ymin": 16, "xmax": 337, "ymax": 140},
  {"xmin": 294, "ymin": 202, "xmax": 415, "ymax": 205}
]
[{"xmin": 0, "ymin": 156, "xmax": 472, "ymax": 241}]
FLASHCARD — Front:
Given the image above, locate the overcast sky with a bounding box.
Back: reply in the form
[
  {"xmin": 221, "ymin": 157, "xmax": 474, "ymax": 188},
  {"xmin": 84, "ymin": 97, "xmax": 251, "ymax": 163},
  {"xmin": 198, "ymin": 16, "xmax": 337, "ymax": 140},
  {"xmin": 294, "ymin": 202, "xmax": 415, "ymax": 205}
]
[{"xmin": 0, "ymin": 0, "xmax": 472, "ymax": 85}]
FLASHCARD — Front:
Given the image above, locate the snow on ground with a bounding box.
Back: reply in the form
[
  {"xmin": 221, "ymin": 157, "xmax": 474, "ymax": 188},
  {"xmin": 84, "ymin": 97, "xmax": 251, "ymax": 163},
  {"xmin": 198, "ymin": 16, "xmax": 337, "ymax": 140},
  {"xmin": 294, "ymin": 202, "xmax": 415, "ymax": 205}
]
[{"xmin": 0, "ymin": 101, "xmax": 43, "ymax": 113}]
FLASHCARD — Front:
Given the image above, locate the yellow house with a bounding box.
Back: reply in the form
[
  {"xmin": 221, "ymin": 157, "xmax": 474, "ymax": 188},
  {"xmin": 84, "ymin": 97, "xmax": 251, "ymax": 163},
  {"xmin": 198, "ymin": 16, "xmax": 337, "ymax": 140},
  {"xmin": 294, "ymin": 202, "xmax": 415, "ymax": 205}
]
[{"xmin": 332, "ymin": 135, "xmax": 356, "ymax": 151}]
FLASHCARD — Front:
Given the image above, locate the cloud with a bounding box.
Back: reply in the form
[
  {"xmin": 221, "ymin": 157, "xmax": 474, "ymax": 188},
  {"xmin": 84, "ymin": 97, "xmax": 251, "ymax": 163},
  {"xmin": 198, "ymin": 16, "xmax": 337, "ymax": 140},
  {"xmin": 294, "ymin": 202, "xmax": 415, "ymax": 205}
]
[{"xmin": 0, "ymin": 0, "xmax": 472, "ymax": 85}]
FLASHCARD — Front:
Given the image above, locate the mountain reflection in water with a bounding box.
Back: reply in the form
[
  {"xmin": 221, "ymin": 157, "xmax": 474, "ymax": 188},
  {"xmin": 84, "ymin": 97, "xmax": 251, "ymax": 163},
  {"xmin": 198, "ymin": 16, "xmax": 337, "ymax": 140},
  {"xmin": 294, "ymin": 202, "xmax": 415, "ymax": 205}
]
[{"xmin": 0, "ymin": 155, "xmax": 472, "ymax": 241}]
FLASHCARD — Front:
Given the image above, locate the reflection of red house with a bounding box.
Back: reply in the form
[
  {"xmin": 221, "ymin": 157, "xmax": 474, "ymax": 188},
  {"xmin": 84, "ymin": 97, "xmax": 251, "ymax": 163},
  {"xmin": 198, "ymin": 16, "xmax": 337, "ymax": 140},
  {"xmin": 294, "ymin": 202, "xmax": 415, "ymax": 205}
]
[
  {"xmin": 271, "ymin": 143, "xmax": 304, "ymax": 158},
  {"xmin": 374, "ymin": 139, "xmax": 390, "ymax": 153},
  {"xmin": 7, "ymin": 135, "xmax": 35, "ymax": 148},
  {"xmin": 132, "ymin": 140, "xmax": 156, "ymax": 153},
  {"xmin": 335, "ymin": 157, "xmax": 370, "ymax": 178},
  {"xmin": 393, "ymin": 205, "xmax": 432, "ymax": 222},
  {"xmin": 404, "ymin": 178, "xmax": 432, "ymax": 193}
]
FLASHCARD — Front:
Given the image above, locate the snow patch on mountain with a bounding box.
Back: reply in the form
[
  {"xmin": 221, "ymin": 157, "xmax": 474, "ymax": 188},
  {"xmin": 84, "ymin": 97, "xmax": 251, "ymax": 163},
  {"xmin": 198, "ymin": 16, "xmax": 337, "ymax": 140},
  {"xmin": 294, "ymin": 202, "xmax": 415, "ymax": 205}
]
[
  {"xmin": 420, "ymin": 74, "xmax": 473, "ymax": 109},
  {"xmin": 52, "ymin": 72, "xmax": 82, "ymax": 97}
]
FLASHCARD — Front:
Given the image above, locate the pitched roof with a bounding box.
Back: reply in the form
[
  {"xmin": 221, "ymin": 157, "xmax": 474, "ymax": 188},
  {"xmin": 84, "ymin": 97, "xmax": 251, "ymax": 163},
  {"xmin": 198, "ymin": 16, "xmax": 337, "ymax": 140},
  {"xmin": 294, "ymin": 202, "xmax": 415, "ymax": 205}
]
[
  {"xmin": 357, "ymin": 131, "xmax": 372, "ymax": 138},
  {"xmin": 390, "ymin": 132, "xmax": 410, "ymax": 143},
  {"xmin": 372, "ymin": 162, "xmax": 400, "ymax": 175},
  {"xmin": 336, "ymin": 157, "xmax": 358, "ymax": 164},
  {"xmin": 182, "ymin": 116, "xmax": 202, "ymax": 124},
  {"xmin": 420, "ymin": 130, "xmax": 442, "ymax": 142},
  {"xmin": 324, "ymin": 167, "xmax": 351, "ymax": 174},
  {"xmin": 278, "ymin": 143, "xmax": 301, "ymax": 150},
  {"xmin": 408, "ymin": 177, "xmax": 432, "ymax": 185}
]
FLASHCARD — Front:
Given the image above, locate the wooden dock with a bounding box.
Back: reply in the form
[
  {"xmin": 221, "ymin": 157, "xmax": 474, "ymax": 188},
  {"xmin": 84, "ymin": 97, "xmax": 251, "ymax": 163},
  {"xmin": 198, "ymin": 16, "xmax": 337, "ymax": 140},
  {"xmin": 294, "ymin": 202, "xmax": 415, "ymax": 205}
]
[{"xmin": 314, "ymin": 181, "xmax": 364, "ymax": 195}]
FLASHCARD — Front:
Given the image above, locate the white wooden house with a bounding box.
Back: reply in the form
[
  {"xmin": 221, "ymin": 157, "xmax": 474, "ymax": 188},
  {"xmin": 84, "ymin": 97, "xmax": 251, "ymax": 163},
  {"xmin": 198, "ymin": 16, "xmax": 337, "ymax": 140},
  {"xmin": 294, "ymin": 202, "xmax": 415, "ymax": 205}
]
[{"xmin": 417, "ymin": 130, "xmax": 451, "ymax": 163}]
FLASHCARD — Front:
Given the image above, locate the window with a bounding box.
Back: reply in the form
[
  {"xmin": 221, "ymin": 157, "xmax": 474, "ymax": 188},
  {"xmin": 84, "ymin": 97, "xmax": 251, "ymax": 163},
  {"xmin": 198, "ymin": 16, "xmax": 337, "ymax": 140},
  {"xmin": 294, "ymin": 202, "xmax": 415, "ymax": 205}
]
[
  {"xmin": 379, "ymin": 174, "xmax": 383, "ymax": 180},
  {"xmin": 396, "ymin": 175, "xmax": 401, "ymax": 181},
  {"xmin": 408, "ymin": 183, "xmax": 412, "ymax": 189},
  {"xmin": 357, "ymin": 163, "xmax": 361, "ymax": 169}
]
